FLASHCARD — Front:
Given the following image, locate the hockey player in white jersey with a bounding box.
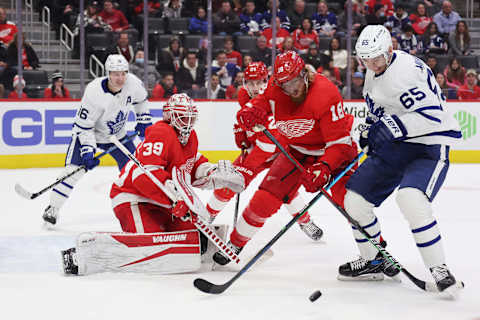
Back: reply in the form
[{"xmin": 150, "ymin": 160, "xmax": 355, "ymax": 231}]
[
  {"xmin": 42, "ymin": 54, "xmax": 152, "ymax": 228},
  {"xmin": 338, "ymin": 25, "xmax": 462, "ymax": 297}
]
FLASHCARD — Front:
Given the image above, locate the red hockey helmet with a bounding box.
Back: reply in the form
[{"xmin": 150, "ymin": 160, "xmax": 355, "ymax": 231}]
[
  {"xmin": 244, "ymin": 62, "xmax": 268, "ymax": 81},
  {"xmin": 274, "ymin": 51, "xmax": 305, "ymax": 85},
  {"xmin": 163, "ymin": 93, "xmax": 198, "ymax": 145}
]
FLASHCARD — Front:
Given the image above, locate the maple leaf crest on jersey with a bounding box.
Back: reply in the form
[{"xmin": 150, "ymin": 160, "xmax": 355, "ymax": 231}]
[
  {"xmin": 107, "ymin": 110, "xmax": 128, "ymax": 135},
  {"xmin": 276, "ymin": 119, "xmax": 315, "ymax": 138}
]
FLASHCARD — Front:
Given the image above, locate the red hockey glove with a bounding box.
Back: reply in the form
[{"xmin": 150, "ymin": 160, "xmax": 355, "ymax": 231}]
[
  {"xmin": 237, "ymin": 106, "xmax": 268, "ymax": 131},
  {"xmin": 172, "ymin": 200, "xmax": 190, "ymax": 219},
  {"xmin": 233, "ymin": 123, "xmax": 251, "ymax": 149},
  {"xmin": 301, "ymin": 162, "xmax": 332, "ymax": 193}
]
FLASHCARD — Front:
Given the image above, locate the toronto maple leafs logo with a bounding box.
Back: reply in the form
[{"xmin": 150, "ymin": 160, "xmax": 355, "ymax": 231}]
[
  {"xmin": 365, "ymin": 94, "xmax": 384, "ymax": 122},
  {"xmin": 107, "ymin": 110, "xmax": 128, "ymax": 134},
  {"xmin": 276, "ymin": 119, "xmax": 315, "ymax": 138}
]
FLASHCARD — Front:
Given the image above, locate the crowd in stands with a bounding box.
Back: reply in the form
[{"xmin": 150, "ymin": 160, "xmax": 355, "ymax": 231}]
[{"xmin": 0, "ymin": 0, "xmax": 479, "ymax": 100}]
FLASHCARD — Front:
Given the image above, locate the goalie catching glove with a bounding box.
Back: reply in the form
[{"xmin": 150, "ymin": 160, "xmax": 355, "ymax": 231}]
[{"xmin": 192, "ymin": 160, "xmax": 245, "ymax": 193}]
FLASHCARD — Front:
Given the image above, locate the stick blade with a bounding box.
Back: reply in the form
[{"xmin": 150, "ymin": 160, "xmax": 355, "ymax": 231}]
[
  {"xmin": 193, "ymin": 278, "xmax": 229, "ymax": 294},
  {"xmin": 14, "ymin": 183, "xmax": 34, "ymax": 199}
]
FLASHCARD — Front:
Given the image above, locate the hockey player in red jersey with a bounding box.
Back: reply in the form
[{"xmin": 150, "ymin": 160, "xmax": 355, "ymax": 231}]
[
  {"xmin": 213, "ymin": 51, "xmax": 358, "ymax": 265},
  {"xmin": 206, "ymin": 61, "xmax": 324, "ymax": 241},
  {"xmin": 61, "ymin": 93, "xmax": 244, "ymax": 275}
]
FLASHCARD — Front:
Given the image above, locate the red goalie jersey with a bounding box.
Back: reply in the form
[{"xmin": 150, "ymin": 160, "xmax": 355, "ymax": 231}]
[{"xmin": 110, "ymin": 121, "xmax": 208, "ymax": 208}]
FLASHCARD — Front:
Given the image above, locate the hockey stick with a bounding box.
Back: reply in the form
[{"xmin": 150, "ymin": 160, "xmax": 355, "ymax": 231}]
[
  {"xmin": 193, "ymin": 149, "xmax": 363, "ymax": 294},
  {"xmin": 262, "ymin": 128, "xmax": 455, "ymax": 293},
  {"xmin": 233, "ymin": 148, "xmax": 247, "ymax": 228},
  {"xmin": 14, "ymin": 133, "xmax": 138, "ymax": 200},
  {"xmin": 109, "ymin": 136, "xmax": 241, "ymax": 264}
]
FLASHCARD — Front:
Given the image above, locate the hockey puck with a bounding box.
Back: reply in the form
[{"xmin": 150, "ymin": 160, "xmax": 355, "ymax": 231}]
[{"xmin": 309, "ymin": 290, "xmax": 322, "ymax": 302}]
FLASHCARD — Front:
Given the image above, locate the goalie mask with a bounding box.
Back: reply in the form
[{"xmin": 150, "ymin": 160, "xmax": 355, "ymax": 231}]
[{"xmin": 163, "ymin": 93, "xmax": 198, "ymax": 145}]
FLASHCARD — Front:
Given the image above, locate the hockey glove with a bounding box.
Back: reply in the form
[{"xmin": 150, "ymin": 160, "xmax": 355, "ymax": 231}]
[
  {"xmin": 80, "ymin": 145, "xmax": 100, "ymax": 170},
  {"xmin": 165, "ymin": 180, "xmax": 191, "ymax": 221},
  {"xmin": 192, "ymin": 160, "xmax": 245, "ymax": 193},
  {"xmin": 301, "ymin": 162, "xmax": 331, "ymax": 193},
  {"xmin": 135, "ymin": 113, "xmax": 153, "ymax": 138},
  {"xmin": 237, "ymin": 106, "xmax": 268, "ymax": 131},
  {"xmin": 368, "ymin": 115, "xmax": 407, "ymax": 152},
  {"xmin": 233, "ymin": 123, "xmax": 251, "ymax": 149}
]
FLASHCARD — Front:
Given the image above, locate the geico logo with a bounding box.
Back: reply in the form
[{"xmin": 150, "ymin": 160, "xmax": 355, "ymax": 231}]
[{"xmin": 153, "ymin": 234, "xmax": 187, "ymax": 243}]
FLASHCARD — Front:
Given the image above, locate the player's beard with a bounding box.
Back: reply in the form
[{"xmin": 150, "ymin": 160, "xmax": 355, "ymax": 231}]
[{"xmin": 289, "ymin": 83, "xmax": 306, "ymax": 104}]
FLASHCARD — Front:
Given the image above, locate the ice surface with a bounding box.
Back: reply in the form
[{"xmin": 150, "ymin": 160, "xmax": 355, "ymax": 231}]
[{"xmin": 1, "ymin": 165, "xmax": 478, "ymax": 320}]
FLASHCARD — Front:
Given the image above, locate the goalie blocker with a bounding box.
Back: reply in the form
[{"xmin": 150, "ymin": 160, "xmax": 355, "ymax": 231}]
[{"xmin": 62, "ymin": 225, "xmax": 228, "ymax": 275}]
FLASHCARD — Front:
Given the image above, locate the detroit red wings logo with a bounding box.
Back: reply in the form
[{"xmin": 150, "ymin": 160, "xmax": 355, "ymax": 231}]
[{"xmin": 276, "ymin": 119, "xmax": 315, "ymax": 138}]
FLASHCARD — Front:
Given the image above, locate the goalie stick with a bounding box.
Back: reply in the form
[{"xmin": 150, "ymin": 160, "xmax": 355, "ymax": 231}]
[
  {"xmin": 15, "ymin": 133, "xmax": 138, "ymax": 200},
  {"xmin": 193, "ymin": 147, "xmax": 364, "ymax": 294},
  {"xmin": 109, "ymin": 136, "xmax": 241, "ymax": 264},
  {"xmin": 262, "ymin": 128, "xmax": 465, "ymax": 294}
]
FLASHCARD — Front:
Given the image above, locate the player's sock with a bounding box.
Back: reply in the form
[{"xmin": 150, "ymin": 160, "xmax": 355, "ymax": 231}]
[{"xmin": 206, "ymin": 188, "xmax": 235, "ymax": 223}]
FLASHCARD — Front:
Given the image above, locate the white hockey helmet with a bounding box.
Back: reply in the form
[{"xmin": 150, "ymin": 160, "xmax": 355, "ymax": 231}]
[
  {"xmin": 355, "ymin": 25, "xmax": 393, "ymax": 63},
  {"xmin": 105, "ymin": 54, "xmax": 129, "ymax": 75},
  {"xmin": 163, "ymin": 93, "xmax": 198, "ymax": 145}
]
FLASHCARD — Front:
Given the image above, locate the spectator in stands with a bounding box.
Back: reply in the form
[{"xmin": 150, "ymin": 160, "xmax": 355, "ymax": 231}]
[
  {"xmin": 189, "ymin": 7, "xmax": 208, "ymax": 34},
  {"xmin": 6, "ymin": 33, "xmax": 40, "ymax": 71},
  {"xmin": 365, "ymin": 0, "xmax": 394, "ymax": 16},
  {"xmin": 433, "ymin": 0, "xmax": 460, "ymax": 36},
  {"xmin": 287, "ymin": 0, "xmax": 307, "ymax": 32},
  {"xmin": 281, "ymin": 36, "xmax": 296, "ymax": 53},
  {"xmin": 386, "ymin": 3, "xmax": 410, "ymax": 35},
  {"xmin": 0, "ymin": 38, "xmax": 7, "ymax": 89},
  {"xmin": 224, "ymin": 36, "xmax": 242, "ymax": 67},
  {"xmin": 0, "ymin": 84, "xmax": 3, "ymax": 98},
  {"xmin": 365, "ymin": 4, "xmax": 387, "ymax": 26},
  {"xmin": 421, "ymin": 22, "xmax": 448, "ymax": 54},
  {"xmin": 320, "ymin": 68, "xmax": 342, "ymax": 90},
  {"xmin": 325, "ymin": 37, "xmax": 347, "ymax": 72},
  {"xmin": 162, "ymin": 0, "xmax": 184, "ymax": 19},
  {"xmin": 175, "ymin": 51, "xmax": 206, "ymax": 94},
  {"xmin": 398, "ymin": 24, "xmax": 421, "ymax": 55},
  {"xmin": 108, "ymin": 32, "xmax": 135, "ymax": 64},
  {"xmin": 409, "ymin": 3, "xmax": 432, "ymax": 35},
  {"xmin": 99, "ymin": 0, "xmax": 129, "ymax": 32},
  {"xmin": 426, "ymin": 55, "xmax": 441, "ymax": 75},
  {"xmin": 260, "ymin": 0, "xmax": 291, "ymax": 31},
  {"xmin": 134, "ymin": 0, "xmax": 162, "ymax": 17},
  {"xmin": 242, "ymin": 54, "xmax": 253, "ymax": 69},
  {"xmin": 211, "ymin": 50, "xmax": 240, "ymax": 88},
  {"xmin": 391, "ymin": 35, "xmax": 400, "ymax": 50},
  {"xmin": 435, "ymin": 72, "xmax": 457, "ymax": 99},
  {"xmin": 130, "ymin": 50, "xmax": 161, "ymax": 90},
  {"xmin": 157, "ymin": 36, "xmax": 185, "ymax": 74},
  {"xmin": 226, "ymin": 71, "xmax": 244, "ymax": 99},
  {"xmin": 8, "ymin": 75, "xmax": 28, "ymax": 98},
  {"xmin": 312, "ymin": 1, "xmax": 337, "ymax": 37},
  {"xmin": 0, "ymin": 7, "xmax": 17, "ymax": 48},
  {"xmin": 301, "ymin": 42, "xmax": 330, "ymax": 70},
  {"xmin": 250, "ymin": 35, "xmax": 272, "ymax": 67},
  {"xmin": 74, "ymin": 2, "xmax": 111, "ymax": 35},
  {"xmin": 449, "ymin": 20, "xmax": 471, "ymax": 56},
  {"xmin": 444, "ymin": 57, "xmax": 466, "ymax": 90},
  {"xmin": 152, "ymin": 73, "xmax": 178, "ymax": 98},
  {"xmin": 317, "ymin": 60, "xmax": 342, "ymax": 87},
  {"xmin": 293, "ymin": 18, "xmax": 319, "ymax": 54},
  {"xmin": 208, "ymin": 73, "xmax": 226, "ymax": 99},
  {"xmin": 240, "ymin": 0, "xmax": 262, "ymax": 35},
  {"xmin": 424, "ymin": 0, "xmax": 443, "ymax": 17},
  {"xmin": 337, "ymin": 2, "xmax": 366, "ymax": 37},
  {"xmin": 342, "ymin": 71, "xmax": 365, "ymax": 99},
  {"xmin": 262, "ymin": 17, "xmax": 291, "ymax": 50},
  {"xmin": 44, "ymin": 71, "xmax": 71, "ymax": 99},
  {"xmin": 457, "ymin": 69, "xmax": 480, "ymax": 100},
  {"xmin": 213, "ymin": 0, "xmax": 242, "ymax": 36}
]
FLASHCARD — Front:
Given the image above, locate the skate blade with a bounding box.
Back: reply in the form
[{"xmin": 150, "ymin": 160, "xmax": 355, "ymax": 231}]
[
  {"xmin": 337, "ymin": 273, "xmax": 384, "ymax": 281},
  {"xmin": 388, "ymin": 274, "xmax": 402, "ymax": 283},
  {"xmin": 43, "ymin": 221, "xmax": 56, "ymax": 230},
  {"xmin": 439, "ymin": 280, "xmax": 464, "ymax": 300}
]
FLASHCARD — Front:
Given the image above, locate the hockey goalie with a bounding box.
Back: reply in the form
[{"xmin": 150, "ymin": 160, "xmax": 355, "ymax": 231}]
[{"xmin": 60, "ymin": 93, "xmax": 244, "ymax": 275}]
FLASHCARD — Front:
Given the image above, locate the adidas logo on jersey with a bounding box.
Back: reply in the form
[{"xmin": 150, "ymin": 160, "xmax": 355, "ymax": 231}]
[{"xmin": 153, "ymin": 234, "xmax": 188, "ymax": 243}]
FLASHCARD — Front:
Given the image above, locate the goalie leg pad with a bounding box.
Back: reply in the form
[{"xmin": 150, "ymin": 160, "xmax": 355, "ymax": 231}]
[
  {"xmin": 396, "ymin": 187, "xmax": 446, "ymax": 268},
  {"xmin": 344, "ymin": 190, "xmax": 381, "ymax": 261},
  {"xmin": 75, "ymin": 230, "xmax": 201, "ymax": 275},
  {"xmin": 114, "ymin": 202, "xmax": 171, "ymax": 233}
]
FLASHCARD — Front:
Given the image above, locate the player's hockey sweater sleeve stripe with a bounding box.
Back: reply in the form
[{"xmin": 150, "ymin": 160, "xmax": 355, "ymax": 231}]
[
  {"xmin": 325, "ymin": 135, "xmax": 353, "ymax": 148},
  {"xmin": 73, "ymin": 123, "xmax": 94, "ymax": 130},
  {"xmin": 413, "ymin": 105, "xmax": 443, "ymax": 123},
  {"xmin": 132, "ymin": 165, "xmax": 165, "ymax": 182},
  {"xmin": 255, "ymin": 139, "xmax": 276, "ymax": 153}
]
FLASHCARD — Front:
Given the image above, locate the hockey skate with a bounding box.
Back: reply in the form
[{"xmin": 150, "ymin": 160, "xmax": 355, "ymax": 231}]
[
  {"xmin": 61, "ymin": 247, "xmax": 78, "ymax": 275},
  {"xmin": 430, "ymin": 264, "xmax": 462, "ymax": 298},
  {"xmin": 299, "ymin": 220, "xmax": 323, "ymax": 241},
  {"xmin": 42, "ymin": 205, "xmax": 59, "ymax": 228},
  {"xmin": 338, "ymin": 251, "xmax": 400, "ymax": 281},
  {"xmin": 212, "ymin": 241, "xmax": 243, "ymax": 266}
]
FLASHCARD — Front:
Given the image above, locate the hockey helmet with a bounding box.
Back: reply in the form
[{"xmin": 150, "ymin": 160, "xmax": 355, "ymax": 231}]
[
  {"xmin": 243, "ymin": 62, "xmax": 268, "ymax": 97},
  {"xmin": 163, "ymin": 93, "xmax": 198, "ymax": 145},
  {"xmin": 355, "ymin": 25, "xmax": 393, "ymax": 64},
  {"xmin": 105, "ymin": 54, "xmax": 129, "ymax": 75},
  {"xmin": 274, "ymin": 51, "xmax": 305, "ymax": 85}
]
